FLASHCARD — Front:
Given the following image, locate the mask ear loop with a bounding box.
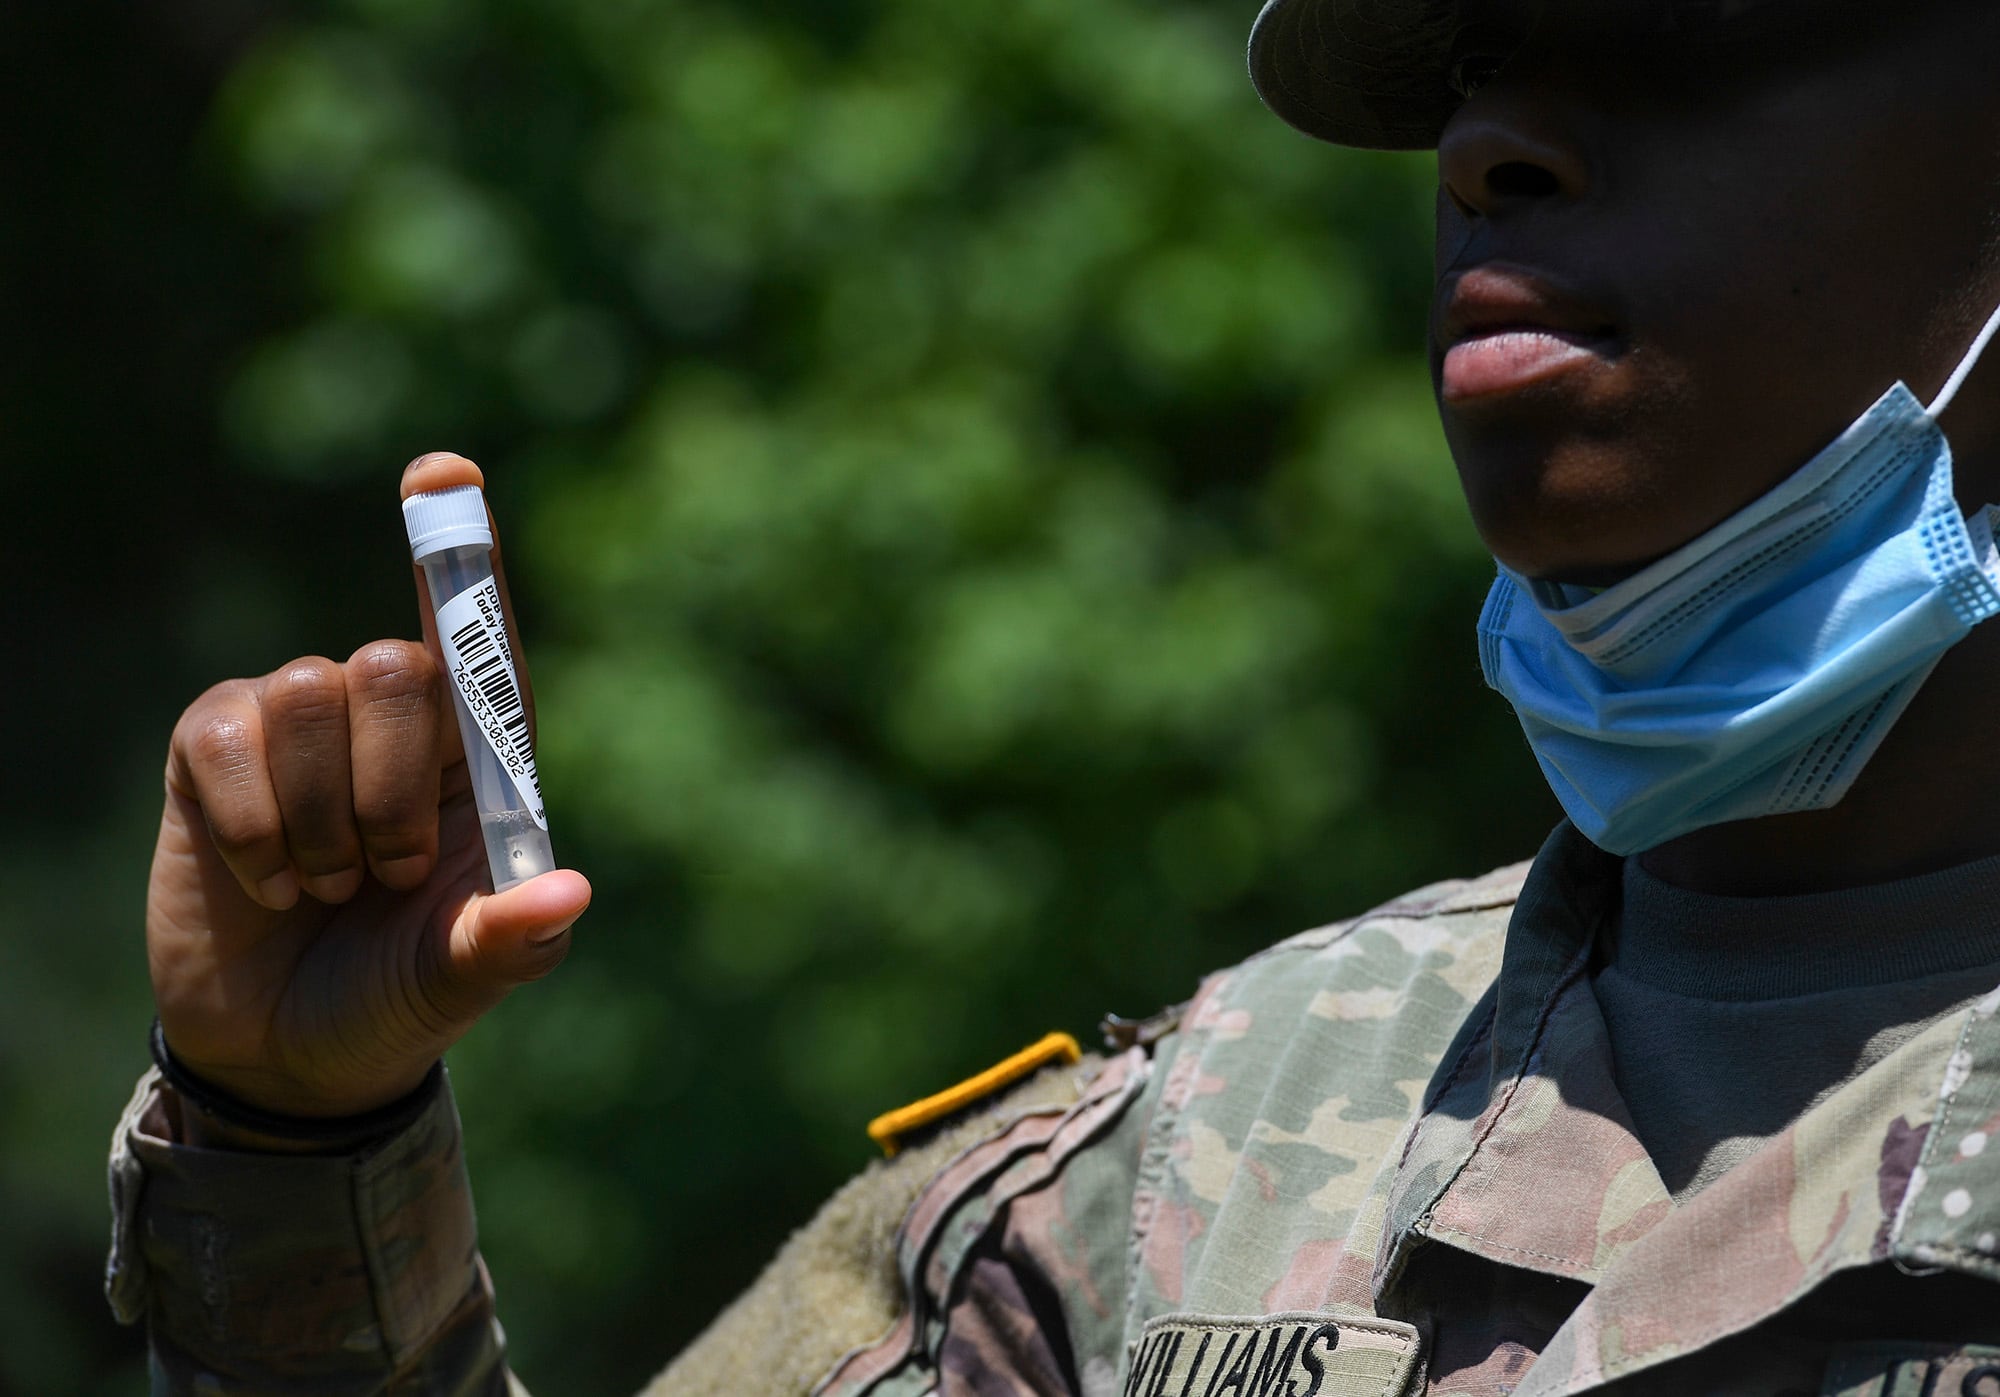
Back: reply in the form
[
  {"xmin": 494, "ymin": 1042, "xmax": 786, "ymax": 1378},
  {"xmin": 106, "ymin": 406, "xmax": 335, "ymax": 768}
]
[{"xmin": 1927, "ymin": 298, "xmax": 2000, "ymax": 420}]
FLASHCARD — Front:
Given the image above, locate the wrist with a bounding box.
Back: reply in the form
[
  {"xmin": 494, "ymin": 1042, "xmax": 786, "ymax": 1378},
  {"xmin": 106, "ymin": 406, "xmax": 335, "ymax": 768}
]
[
  {"xmin": 149, "ymin": 1019, "xmax": 441, "ymax": 1154},
  {"xmin": 173, "ymin": 1096, "xmax": 352, "ymax": 1154}
]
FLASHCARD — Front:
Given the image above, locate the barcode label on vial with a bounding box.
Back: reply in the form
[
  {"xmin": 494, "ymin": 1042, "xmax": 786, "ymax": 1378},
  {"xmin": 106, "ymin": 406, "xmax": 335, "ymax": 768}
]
[{"xmin": 436, "ymin": 578, "xmax": 547, "ymax": 830}]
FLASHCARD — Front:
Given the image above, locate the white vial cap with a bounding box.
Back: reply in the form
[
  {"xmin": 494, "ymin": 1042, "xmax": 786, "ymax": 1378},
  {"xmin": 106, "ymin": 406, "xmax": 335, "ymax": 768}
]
[{"xmin": 404, "ymin": 485, "xmax": 494, "ymax": 561}]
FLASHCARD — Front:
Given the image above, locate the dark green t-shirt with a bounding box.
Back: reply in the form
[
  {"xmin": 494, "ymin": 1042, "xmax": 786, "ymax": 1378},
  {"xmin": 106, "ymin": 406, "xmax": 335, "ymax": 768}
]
[{"xmin": 1594, "ymin": 852, "xmax": 2000, "ymax": 1200}]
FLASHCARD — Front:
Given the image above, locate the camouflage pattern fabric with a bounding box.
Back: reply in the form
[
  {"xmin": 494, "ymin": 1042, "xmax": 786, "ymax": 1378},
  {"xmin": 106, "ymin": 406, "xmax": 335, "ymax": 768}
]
[
  {"xmin": 110, "ymin": 822, "xmax": 2000, "ymax": 1394},
  {"xmin": 107, "ymin": 1067, "xmax": 508, "ymax": 1395},
  {"xmin": 813, "ymin": 842, "xmax": 1532, "ymax": 1397},
  {"xmin": 818, "ymin": 823, "xmax": 2000, "ymax": 1395},
  {"xmin": 638, "ymin": 1058, "xmax": 1100, "ymax": 1396}
]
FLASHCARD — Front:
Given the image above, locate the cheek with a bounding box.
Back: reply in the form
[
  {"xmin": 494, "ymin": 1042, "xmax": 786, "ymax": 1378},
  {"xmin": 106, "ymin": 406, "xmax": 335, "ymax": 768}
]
[
  {"xmin": 1565, "ymin": 164, "xmax": 1944, "ymax": 550},
  {"xmin": 1629, "ymin": 79, "xmax": 1982, "ymax": 416},
  {"xmin": 1631, "ymin": 232, "xmax": 1924, "ymax": 524}
]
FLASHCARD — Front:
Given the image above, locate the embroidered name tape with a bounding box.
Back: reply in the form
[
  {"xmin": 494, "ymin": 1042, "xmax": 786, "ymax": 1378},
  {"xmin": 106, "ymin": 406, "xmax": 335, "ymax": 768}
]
[{"xmin": 1123, "ymin": 1312, "xmax": 1421, "ymax": 1397}]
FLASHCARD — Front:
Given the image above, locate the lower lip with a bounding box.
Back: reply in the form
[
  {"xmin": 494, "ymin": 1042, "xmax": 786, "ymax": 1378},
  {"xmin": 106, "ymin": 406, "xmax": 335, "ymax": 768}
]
[{"xmin": 1441, "ymin": 330, "xmax": 1611, "ymax": 402}]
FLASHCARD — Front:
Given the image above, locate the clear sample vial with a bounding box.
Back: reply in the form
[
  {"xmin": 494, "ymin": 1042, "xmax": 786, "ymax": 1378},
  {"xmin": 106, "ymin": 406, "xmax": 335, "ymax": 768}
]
[{"xmin": 403, "ymin": 484, "xmax": 556, "ymax": 892}]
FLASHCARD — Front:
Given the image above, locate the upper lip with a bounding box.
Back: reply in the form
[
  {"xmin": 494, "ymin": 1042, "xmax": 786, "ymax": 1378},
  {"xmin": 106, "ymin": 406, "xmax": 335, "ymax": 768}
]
[{"xmin": 1434, "ymin": 264, "xmax": 1618, "ymax": 352}]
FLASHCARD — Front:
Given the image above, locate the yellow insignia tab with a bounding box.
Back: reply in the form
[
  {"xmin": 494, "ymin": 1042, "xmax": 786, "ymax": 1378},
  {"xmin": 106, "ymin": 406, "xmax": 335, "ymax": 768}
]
[{"xmin": 866, "ymin": 1031, "xmax": 1082, "ymax": 1156}]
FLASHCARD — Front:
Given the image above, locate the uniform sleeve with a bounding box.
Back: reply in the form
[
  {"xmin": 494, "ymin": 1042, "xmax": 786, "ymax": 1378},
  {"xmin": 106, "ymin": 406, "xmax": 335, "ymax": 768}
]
[
  {"xmin": 106, "ymin": 1068, "xmax": 516, "ymax": 1397},
  {"xmin": 639, "ymin": 1051, "xmax": 1147, "ymax": 1397},
  {"xmin": 807, "ymin": 1046, "xmax": 1157, "ymax": 1397},
  {"xmin": 108, "ymin": 1044, "xmax": 1158, "ymax": 1397}
]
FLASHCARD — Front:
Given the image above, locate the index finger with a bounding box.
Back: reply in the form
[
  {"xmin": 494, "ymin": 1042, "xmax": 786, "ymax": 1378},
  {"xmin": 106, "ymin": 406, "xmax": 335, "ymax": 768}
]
[{"xmin": 399, "ymin": 451, "xmax": 539, "ymax": 745}]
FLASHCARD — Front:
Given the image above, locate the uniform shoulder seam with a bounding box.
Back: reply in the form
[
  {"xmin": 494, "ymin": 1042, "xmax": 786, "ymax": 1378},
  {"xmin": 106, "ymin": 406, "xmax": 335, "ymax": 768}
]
[{"xmin": 1235, "ymin": 857, "xmax": 1532, "ymax": 968}]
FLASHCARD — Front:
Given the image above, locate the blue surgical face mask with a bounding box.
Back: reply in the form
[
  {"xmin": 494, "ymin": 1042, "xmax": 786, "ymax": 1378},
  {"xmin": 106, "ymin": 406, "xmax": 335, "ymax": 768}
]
[{"xmin": 1478, "ymin": 306, "xmax": 2000, "ymax": 856}]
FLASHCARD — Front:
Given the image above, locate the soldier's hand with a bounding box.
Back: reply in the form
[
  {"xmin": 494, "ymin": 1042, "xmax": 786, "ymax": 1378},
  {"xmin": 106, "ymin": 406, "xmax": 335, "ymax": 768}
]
[{"xmin": 146, "ymin": 452, "xmax": 591, "ymax": 1123}]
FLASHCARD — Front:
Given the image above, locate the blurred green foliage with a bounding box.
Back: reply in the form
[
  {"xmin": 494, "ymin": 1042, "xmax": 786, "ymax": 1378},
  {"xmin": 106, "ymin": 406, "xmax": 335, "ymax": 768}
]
[{"xmin": 6, "ymin": 1, "xmax": 1560, "ymax": 1394}]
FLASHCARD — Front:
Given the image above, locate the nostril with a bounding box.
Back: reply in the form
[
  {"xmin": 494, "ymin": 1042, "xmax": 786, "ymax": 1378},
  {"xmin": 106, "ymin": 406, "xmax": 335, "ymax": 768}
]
[{"xmin": 1487, "ymin": 161, "xmax": 1561, "ymax": 200}]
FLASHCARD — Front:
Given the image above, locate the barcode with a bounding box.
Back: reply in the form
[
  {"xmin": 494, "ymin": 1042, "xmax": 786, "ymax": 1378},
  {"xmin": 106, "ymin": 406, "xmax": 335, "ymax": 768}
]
[{"xmin": 449, "ymin": 615, "xmax": 544, "ymax": 803}]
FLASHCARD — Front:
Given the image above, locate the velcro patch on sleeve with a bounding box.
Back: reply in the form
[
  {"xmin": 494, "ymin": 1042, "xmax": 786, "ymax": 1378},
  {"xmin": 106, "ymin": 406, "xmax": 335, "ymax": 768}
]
[{"xmin": 1123, "ymin": 1312, "xmax": 1422, "ymax": 1397}]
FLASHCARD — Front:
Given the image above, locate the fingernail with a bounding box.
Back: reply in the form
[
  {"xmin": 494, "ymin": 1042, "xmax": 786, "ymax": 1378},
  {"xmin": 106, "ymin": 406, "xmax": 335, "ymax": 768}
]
[{"xmin": 256, "ymin": 870, "xmax": 300, "ymax": 909}]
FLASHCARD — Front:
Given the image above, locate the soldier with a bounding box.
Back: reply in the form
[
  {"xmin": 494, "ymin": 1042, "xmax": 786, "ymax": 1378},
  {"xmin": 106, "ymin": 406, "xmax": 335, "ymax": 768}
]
[{"xmin": 109, "ymin": 0, "xmax": 2000, "ymax": 1393}]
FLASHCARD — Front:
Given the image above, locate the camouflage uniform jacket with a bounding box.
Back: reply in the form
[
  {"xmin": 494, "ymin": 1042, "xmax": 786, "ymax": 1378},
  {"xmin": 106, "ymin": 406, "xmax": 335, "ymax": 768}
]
[{"xmin": 109, "ymin": 824, "xmax": 2000, "ymax": 1396}]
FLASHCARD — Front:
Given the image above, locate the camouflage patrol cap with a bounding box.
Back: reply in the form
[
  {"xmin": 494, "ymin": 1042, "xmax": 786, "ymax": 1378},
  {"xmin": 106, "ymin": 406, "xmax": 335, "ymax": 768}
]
[
  {"xmin": 1248, "ymin": 0, "xmax": 1474, "ymax": 151},
  {"xmin": 1247, "ymin": 0, "xmax": 1853, "ymax": 151}
]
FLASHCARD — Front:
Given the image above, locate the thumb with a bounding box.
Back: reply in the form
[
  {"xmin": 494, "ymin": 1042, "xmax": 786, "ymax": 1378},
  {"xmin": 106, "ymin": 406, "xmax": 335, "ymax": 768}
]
[{"xmin": 447, "ymin": 869, "xmax": 591, "ymax": 1002}]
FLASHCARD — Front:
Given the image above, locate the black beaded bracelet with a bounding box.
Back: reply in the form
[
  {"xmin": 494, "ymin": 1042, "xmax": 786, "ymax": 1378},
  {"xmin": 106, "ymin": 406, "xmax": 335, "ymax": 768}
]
[{"xmin": 149, "ymin": 1019, "xmax": 442, "ymax": 1147}]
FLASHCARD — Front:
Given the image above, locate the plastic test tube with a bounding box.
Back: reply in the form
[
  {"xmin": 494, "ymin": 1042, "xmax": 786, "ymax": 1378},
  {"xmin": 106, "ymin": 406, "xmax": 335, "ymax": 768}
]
[{"xmin": 403, "ymin": 485, "xmax": 556, "ymax": 892}]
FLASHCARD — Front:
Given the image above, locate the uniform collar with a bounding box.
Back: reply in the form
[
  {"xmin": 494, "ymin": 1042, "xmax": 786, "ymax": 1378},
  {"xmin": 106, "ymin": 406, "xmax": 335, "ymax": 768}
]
[
  {"xmin": 1375, "ymin": 823, "xmax": 2000, "ymax": 1394},
  {"xmin": 1375, "ymin": 823, "xmax": 1626, "ymax": 1296}
]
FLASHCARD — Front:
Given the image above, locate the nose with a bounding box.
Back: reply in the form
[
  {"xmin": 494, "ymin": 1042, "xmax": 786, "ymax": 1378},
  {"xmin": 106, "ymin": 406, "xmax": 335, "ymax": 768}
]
[{"xmin": 1437, "ymin": 93, "xmax": 1592, "ymax": 221}]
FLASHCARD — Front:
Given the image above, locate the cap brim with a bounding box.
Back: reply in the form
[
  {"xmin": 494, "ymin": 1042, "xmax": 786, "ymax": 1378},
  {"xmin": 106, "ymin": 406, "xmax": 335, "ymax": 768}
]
[{"xmin": 1248, "ymin": 0, "xmax": 1461, "ymax": 151}]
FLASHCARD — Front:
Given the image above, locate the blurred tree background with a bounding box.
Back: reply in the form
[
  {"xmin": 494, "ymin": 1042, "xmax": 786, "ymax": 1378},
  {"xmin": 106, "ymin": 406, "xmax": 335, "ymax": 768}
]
[{"xmin": 2, "ymin": 0, "xmax": 1560, "ymax": 1393}]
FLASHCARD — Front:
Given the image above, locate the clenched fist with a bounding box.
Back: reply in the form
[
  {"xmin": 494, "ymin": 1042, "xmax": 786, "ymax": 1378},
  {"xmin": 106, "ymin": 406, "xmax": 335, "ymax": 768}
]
[{"xmin": 146, "ymin": 453, "xmax": 591, "ymax": 1129}]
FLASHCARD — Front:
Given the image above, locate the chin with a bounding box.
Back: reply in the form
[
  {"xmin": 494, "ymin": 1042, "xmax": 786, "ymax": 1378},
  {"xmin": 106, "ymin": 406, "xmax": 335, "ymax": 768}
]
[{"xmin": 1451, "ymin": 433, "xmax": 1697, "ymax": 586}]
